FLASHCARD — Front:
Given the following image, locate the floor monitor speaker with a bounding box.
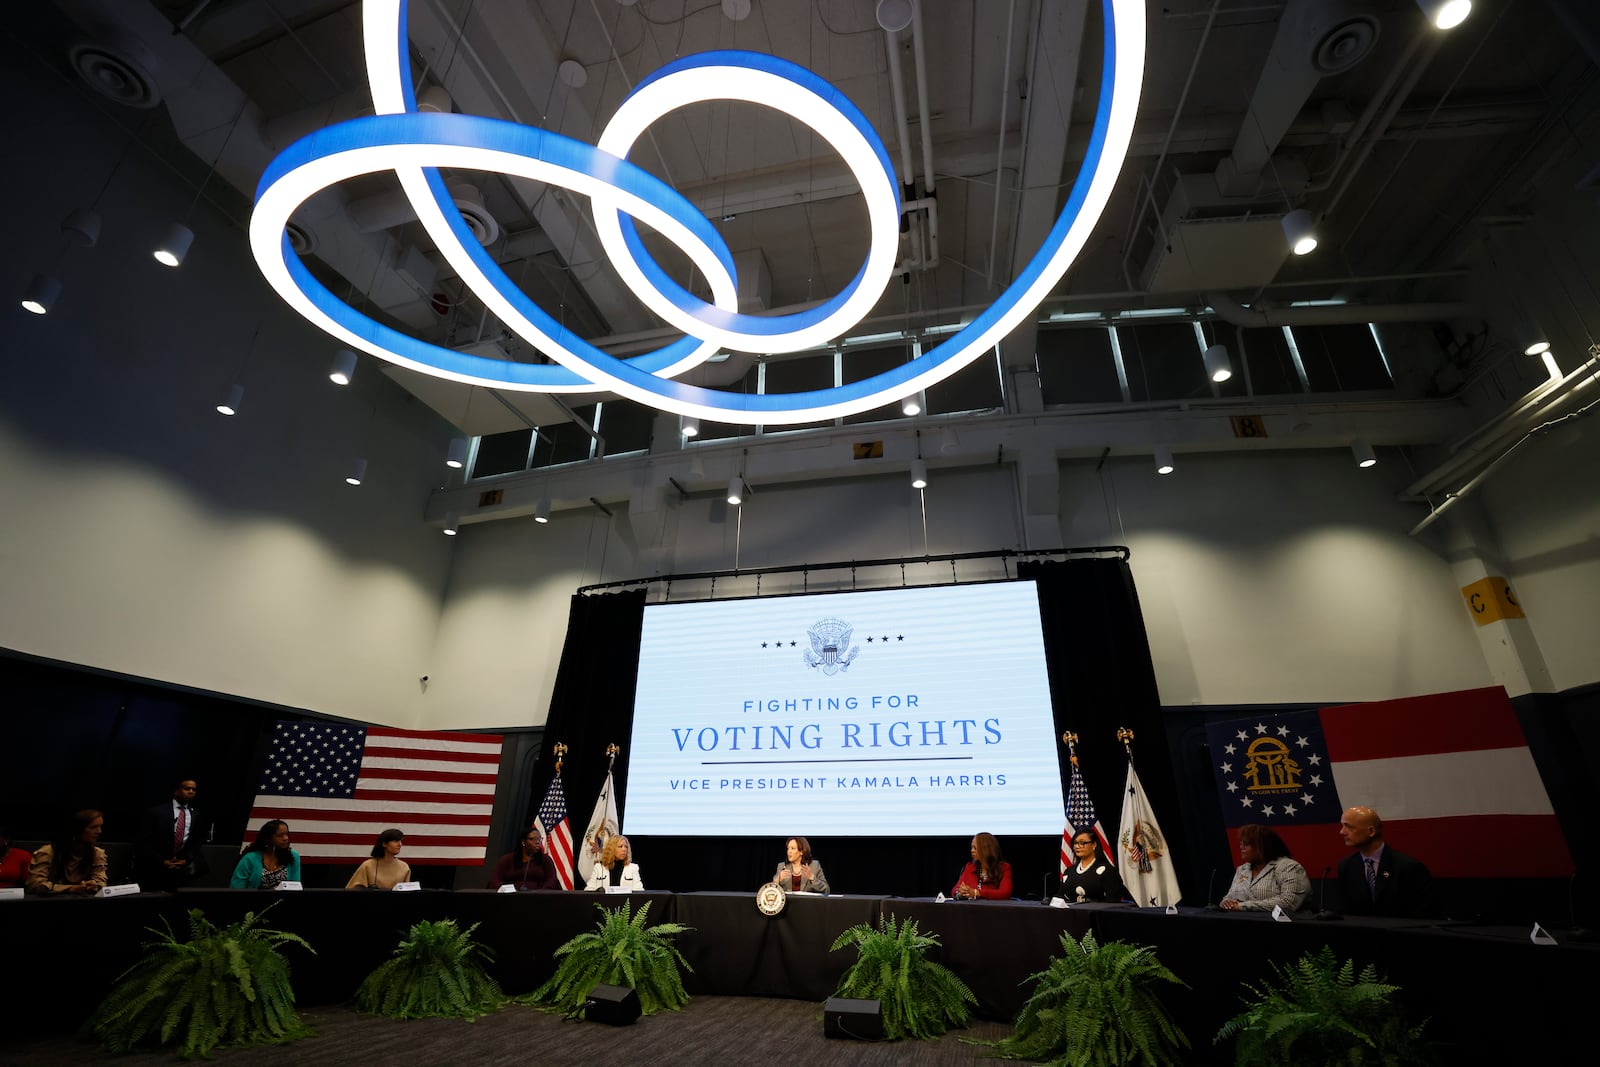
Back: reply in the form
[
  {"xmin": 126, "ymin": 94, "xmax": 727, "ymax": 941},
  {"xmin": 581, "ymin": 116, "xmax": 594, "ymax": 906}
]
[
  {"xmin": 585, "ymin": 983, "xmax": 641, "ymax": 1025},
  {"xmin": 822, "ymin": 996, "xmax": 884, "ymax": 1039}
]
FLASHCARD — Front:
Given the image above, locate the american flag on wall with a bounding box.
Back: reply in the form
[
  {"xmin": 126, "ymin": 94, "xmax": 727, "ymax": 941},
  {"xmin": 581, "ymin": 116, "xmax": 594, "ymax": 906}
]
[
  {"xmin": 1062, "ymin": 757, "xmax": 1114, "ymax": 876},
  {"xmin": 535, "ymin": 774, "xmax": 575, "ymax": 890},
  {"xmin": 243, "ymin": 721, "xmax": 503, "ymax": 865}
]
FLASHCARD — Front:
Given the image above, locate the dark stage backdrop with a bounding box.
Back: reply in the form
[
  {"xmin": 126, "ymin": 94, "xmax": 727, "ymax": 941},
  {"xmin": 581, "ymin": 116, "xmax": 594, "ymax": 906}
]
[{"xmin": 529, "ymin": 558, "xmax": 1183, "ymax": 900}]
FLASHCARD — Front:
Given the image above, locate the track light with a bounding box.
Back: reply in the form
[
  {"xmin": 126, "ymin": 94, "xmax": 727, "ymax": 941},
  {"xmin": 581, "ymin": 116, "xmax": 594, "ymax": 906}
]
[
  {"xmin": 329, "ymin": 348, "xmax": 358, "ymax": 385},
  {"xmin": 727, "ymin": 474, "xmax": 743, "ymax": 506},
  {"xmin": 442, "ymin": 512, "xmax": 459, "ymax": 536},
  {"xmin": 1154, "ymin": 446, "xmax": 1175, "ymax": 476},
  {"xmin": 1416, "ymin": 0, "xmax": 1471, "ymax": 30},
  {"xmin": 21, "ymin": 273, "xmax": 62, "ymax": 315},
  {"xmin": 445, "ymin": 436, "xmax": 469, "ymax": 469},
  {"xmin": 62, "ymin": 208, "xmax": 101, "ymax": 247},
  {"xmin": 1352, "ymin": 439, "xmax": 1377, "ymax": 468},
  {"xmin": 910, "ymin": 458, "xmax": 928, "ymax": 489},
  {"xmin": 216, "ymin": 383, "xmax": 244, "ymax": 417},
  {"xmin": 154, "ymin": 222, "xmax": 194, "ymax": 267},
  {"xmin": 1202, "ymin": 343, "xmax": 1233, "ymax": 383},
  {"xmin": 345, "ymin": 457, "xmax": 368, "ymax": 485},
  {"xmin": 901, "ymin": 393, "xmax": 922, "ymax": 417},
  {"xmin": 534, "ymin": 495, "xmax": 550, "ymax": 523},
  {"xmin": 1281, "ymin": 209, "xmax": 1318, "ymax": 256},
  {"xmin": 1516, "ymin": 318, "xmax": 1550, "ymax": 357},
  {"xmin": 681, "ymin": 415, "xmax": 700, "ymax": 439}
]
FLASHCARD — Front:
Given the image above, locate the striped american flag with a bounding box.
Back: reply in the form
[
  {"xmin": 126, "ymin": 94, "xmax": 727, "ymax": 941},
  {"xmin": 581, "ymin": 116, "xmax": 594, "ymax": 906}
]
[
  {"xmin": 1062, "ymin": 757, "xmax": 1114, "ymax": 876},
  {"xmin": 535, "ymin": 774, "xmax": 575, "ymax": 889},
  {"xmin": 243, "ymin": 720, "xmax": 502, "ymax": 865}
]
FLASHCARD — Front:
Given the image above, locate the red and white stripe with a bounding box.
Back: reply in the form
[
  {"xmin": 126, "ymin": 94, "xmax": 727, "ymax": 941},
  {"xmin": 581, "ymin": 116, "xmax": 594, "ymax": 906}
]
[{"xmin": 245, "ymin": 727, "xmax": 502, "ymax": 865}]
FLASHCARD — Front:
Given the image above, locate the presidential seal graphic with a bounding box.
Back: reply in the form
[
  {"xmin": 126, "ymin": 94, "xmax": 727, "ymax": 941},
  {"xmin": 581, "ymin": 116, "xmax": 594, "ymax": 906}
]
[
  {"xmin": 803, "ymin": 618, "xmax": 859, "ymax": 676},
  {"xmin": 755, "ymin": 882, "xmax": 787, "ymax": 917}
]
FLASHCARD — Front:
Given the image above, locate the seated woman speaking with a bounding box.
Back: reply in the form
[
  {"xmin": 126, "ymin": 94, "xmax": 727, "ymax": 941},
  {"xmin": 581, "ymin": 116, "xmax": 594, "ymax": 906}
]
[
  {"xmin": 345, "ymin": 828, "xmax": 412, "ymax": 890},
  {"xmin": 771, "ymin": 836, "xmax": 828, "ymax": 894},
  {"xmin": 952, "ymin": 832, "xmax": 1013, "ymax": 899},
  {"xmin": 1220, "ymin": 824, "xmax": 1311, "ymax": 912},
  {"xmin": 586, "ymin": 834, "xmax": 644, "ymax": 891},
  {"xmin": 231, "ymin": 820, "xmax": 301, "ymax": 890}
]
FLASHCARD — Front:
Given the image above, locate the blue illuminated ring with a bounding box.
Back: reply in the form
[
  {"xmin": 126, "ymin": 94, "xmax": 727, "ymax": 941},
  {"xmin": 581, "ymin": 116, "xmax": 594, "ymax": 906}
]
[{"xmin": 249, "ymin": 0, "xmax": 1145, "ymax": 425}]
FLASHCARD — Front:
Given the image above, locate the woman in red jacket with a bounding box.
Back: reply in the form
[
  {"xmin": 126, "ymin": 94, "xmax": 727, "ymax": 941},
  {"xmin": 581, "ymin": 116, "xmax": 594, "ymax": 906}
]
[{"xmin": 952, "ymin": 832, "xmax": 1013, "ymax": 899}]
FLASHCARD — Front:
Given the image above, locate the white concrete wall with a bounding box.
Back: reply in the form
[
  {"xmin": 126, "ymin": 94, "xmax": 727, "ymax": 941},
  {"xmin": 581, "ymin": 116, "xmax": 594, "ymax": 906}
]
[{"xmin": 1, "ymin": 53, "xmax": 454, "ymax": 727}]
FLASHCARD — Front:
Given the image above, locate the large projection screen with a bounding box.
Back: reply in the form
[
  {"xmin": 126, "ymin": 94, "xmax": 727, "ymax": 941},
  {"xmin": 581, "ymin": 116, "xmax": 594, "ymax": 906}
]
[{"xmin": 624, "ymin": 581, "xmax": 1065, "ymax": 836}]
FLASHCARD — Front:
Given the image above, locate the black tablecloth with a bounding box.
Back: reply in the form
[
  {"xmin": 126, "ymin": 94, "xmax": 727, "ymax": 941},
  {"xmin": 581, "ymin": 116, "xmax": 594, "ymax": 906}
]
[{"xmin": 673, "ymin": 891, "xmax": 881, "ymax": 1000}]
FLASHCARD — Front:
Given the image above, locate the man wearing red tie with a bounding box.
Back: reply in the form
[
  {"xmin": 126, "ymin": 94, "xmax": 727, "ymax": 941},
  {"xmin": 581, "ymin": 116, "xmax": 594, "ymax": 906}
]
[{"xmin": 134, "ymin": 778, "xmax": 208, "ymax": 891}]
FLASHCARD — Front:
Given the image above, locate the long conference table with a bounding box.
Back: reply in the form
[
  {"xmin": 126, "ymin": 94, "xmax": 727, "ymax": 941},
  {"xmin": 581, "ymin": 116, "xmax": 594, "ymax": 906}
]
[{"xmin": 5, "ymin": 888, "xmax": 1589, "ymax": 1062}]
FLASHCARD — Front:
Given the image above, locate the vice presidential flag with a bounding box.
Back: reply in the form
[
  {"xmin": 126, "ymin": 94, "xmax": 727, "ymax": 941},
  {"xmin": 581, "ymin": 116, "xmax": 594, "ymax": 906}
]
[
  {"xmin": 576, "ymin": 770, "xmax": 620, "ymax": 889},
  {"xmin": 535, "ymin": 774, "xmax": 576, "ymax": 890},
  {"xmin": 1206, "ymin": 687, "xmax": 1573, "ymax": 878},
  {"xmin": 1062, "ymin": 758, "xmax": 1114, "ymax": 876},
  {"xmin": 1118, "ymin": 758, "xmax": 1181, "ymax": 906},
  {"xmin": 244, "ymin": 721, "xmax": 502, "ymax": 864}
]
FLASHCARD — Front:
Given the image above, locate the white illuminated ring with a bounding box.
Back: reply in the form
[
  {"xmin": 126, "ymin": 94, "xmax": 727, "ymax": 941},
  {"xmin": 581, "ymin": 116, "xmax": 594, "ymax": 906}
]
[{"xmin": 249, "ymin": 0, "xmax": 1145, "ymax": 425}]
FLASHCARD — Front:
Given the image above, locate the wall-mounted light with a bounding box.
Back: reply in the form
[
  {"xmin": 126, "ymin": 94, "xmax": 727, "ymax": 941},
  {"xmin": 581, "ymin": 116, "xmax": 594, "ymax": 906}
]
[
  {"xmin": 901, "ymin": 393, "xmax": 922, "ymax": 417},
  {"xmin": 1417, "ymin": 0, "xmax": 1471, "ymax": 30},
  {"xmin": 442, "ymin": 512, "xmax": 459, "ymax": 536},
  {"xmin": 1281, "ymin": 209, "xmax": 1318, "ymax": 256},
  {"xmin": 1352, "ymin": 439, "xmax": 1377, "ymax": 468},
  {"xmin": 329, "ymin": 348, "xmax": 358, "ymax": 385},
  {"xmin": 534, "ymin": 495, "xmax": 550, "ymax": 523},
  {"xmin": 20, "ymin": 273, "xmax": 62, "ymax": 315},
  {"xmin": 1154, "ymin": 445, "xmax": 1175, "ymax": 476},
  {"xmin": 910, "ymin": 458, "xmax": 928, "ymax": 489},
  {"xmin": 1202, "ymin": 343, "xmax": 1233, "ymax": 383},
  {"xmin": 445, "ymin": 436, "xmax": 469, "ymax": 469},
  {"xmin": 681, "ymin": 415, "xmax": 700, "ymax": 439},
  {"xmin": 345, "ymin": 457, "xmax": 368, "ymax": 485},
  {"xmin": 153, "ymin": 222, "xmax": 194, "ymax": 267},
  {"xmin": 727, "ymin": 474, "xmax": 744, "ymax": 506},
  {"xmin": 1517, "ymin": 317, "xmax": 1550, "ymax": 357},
  {"xmin": 216, "ymin": 383, "xmax": 244, "ymax": 417}
]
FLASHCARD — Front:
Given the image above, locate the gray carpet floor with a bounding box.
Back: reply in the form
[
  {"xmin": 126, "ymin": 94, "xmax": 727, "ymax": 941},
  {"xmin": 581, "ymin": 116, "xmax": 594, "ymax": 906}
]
[{"xmin": 2, "ymin": 996, "xmax": 1032, "ymax": 1066}]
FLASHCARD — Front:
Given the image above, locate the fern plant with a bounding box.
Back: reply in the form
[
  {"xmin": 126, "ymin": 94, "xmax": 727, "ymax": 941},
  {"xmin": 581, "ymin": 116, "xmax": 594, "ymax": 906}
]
[
  {"xmin": 86, "ymin": 905, "xmax": 313, "ymax": 1059},
  {"xmin": 525, "ymin": 900, "xmax": 692, "ymax": 1017},
  {"xmin": 985, "ymin": 930, "xmax": 1188, "ymax": 1066},
  {"xmin": 1215, "ymin": 945, "xmax": 1433, "ymax": 1066},
  {"xmin": 355, "ymin": 918, "xmax": 505, "ymax": 1021},
  {"xmin": 828, "ymin": 913, "xmax": 976, "ymax": 1040}
]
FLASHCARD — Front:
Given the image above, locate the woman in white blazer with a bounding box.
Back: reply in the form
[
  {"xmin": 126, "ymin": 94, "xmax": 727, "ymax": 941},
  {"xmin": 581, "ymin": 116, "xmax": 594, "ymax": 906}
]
[{"xmin": 587, "ymin": 834, "xmax": 644, "ymax": 890}]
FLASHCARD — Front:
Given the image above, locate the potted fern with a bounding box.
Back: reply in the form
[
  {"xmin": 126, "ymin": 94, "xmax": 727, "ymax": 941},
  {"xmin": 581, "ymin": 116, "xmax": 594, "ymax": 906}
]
[
  {"xmin": 86, "ymin": 905, "xmax": 314, "ymax": 1059},
  {"xmin": 1215, "ymin": 945, "xmax": 1434, "ymax": 1066},
  {"xmin": 355, "ymin": 918, "xmax": 505, "ymax": 1020},
  {"xmin": 985, "ymin": 930, "xmax": 1188, "ymax": 1066},
  {"xmin": 526, "ymin": 900, "xmax": 692, "ymax": 1017},
  {"xmin": 828, "ymin": 914, "xmax": 976, "ymax": 1040}
]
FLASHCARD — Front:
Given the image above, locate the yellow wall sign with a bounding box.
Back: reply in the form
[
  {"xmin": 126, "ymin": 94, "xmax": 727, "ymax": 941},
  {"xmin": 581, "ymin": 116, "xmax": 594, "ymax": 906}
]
[{"xmin": 1460, "ymin": 576, "xmax": 1525, "ymax": 625}]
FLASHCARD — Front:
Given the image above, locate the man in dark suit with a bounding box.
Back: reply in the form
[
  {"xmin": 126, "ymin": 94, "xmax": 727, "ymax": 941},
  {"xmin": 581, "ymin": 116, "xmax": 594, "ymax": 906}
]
[
  {"xmin": 1335, "ymin": 805, "xmax": 1434, "ymax": 918},
  {"xmin": 133, "ymin": 777, "xmax": 208, "ymax": 891}
]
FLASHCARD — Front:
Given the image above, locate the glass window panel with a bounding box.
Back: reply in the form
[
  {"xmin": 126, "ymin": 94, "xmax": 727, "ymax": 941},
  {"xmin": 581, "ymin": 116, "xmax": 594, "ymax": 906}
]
[
  {"xmin": 471, "ymin": 428, "xmax": 531, "ymax": 479},
  {"xmin": 596, "ymin": 398, "xmax": 655, "ymax": 456},
  {"xmin": 763, "ymin": 353, "xmax": 836, "ymax": 433},
  {"xmin": 697, "ymin": 364, "xmax": 760, "ymax": 442},
  {"xmin": 927, "ymin": 349, "xmax": 1002, "ymax": 415},
  {"xmin": 1038, "ymin": 328, "xmax": 1123, "ymax": 406},
  {"xmin": 1238, "ymin": 327, "xmax": 1300, "ymax": 395},
  {"xmin": 1116, "ymin": 323, "xmax": 1208, "ymax": 402},
  {"xmin": 842, "ymin": 344, "xmax": 913, "ymax": 425},
  {"xmin": 534, "ymin": 404, "xmax": 598, "ymax": 466},
  {"xmin": 1293, "ymin": 323, "xmax": 1395, "ymax": 392}
]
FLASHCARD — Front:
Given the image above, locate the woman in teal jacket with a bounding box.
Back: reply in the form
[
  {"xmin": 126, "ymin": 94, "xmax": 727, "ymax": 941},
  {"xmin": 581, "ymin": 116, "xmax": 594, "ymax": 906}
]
[{"xmin": 231, "ymin": 820, "xmax": 301, "ymax": 889}]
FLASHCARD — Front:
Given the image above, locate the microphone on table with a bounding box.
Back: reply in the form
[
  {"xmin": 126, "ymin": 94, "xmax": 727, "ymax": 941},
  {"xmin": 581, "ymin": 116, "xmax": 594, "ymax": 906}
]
[
  {"xmin": 1202, "ymin": 867, "xmax": 1222, "ymax": 911},
  {"xmin": 1314, "ymin": 865, "xmax": 1342, "ymax": 920}
]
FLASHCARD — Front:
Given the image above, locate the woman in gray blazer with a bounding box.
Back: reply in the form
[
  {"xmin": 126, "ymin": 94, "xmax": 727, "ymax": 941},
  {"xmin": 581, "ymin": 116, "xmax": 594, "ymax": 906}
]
[{"xmin": 771, "ymin": 835, "xmax": 829, "ymax": 894}]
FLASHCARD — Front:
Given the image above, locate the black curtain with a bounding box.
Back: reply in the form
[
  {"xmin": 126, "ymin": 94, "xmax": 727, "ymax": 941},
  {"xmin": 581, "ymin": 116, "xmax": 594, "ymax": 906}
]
[
  {"xmin": 1017, "ymin": 557, "xmax": 1187, "ymax": 891},
  {"xmin": 527, "ymin": 589, "xmax": 648, "ymax": 853}
]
